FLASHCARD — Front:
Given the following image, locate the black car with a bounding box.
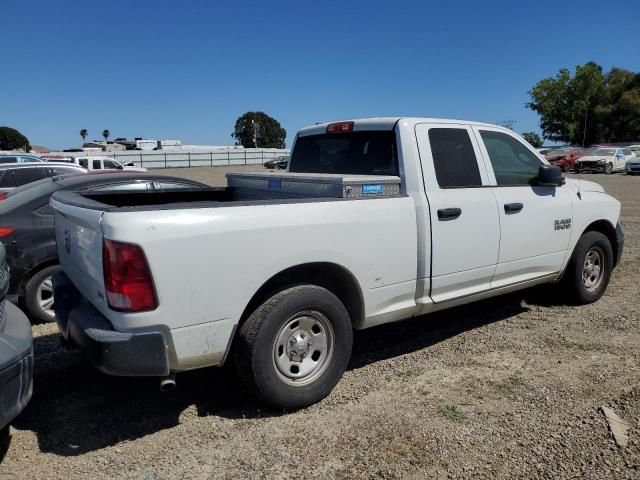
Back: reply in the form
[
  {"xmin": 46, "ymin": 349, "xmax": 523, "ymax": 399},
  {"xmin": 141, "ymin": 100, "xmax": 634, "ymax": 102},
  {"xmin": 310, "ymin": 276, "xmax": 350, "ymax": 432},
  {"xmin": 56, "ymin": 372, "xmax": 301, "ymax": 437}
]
[
  {"xmin": 263, "ymin": 155, "xmax": 289, "ymax": 169},
  {"xmin": 0, "ymin": 242, "xmax": 33, "ymax": 463},
  {"xmin": 0, "ymin": 163, "xmax": 87, "ymax": 197},
  {"xmin": 0, "ymin": 172, "xmax": 208, "ymax": 323}
]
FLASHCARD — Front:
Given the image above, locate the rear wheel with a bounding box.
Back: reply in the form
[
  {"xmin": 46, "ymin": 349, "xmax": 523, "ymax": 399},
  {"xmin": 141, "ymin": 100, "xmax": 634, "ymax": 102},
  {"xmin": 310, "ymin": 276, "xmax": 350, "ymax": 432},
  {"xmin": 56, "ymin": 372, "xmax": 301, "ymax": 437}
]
[
  {"xmin": 234, "ymin": 285, "xmax": 353, "ymax": 409},
  {"xmin": 563, "ymin": 231, "xmax": 613, "ymax": 304},
  {"xmin": 24, "ymin": 265, "xmax": 61, "ymax": 324}
]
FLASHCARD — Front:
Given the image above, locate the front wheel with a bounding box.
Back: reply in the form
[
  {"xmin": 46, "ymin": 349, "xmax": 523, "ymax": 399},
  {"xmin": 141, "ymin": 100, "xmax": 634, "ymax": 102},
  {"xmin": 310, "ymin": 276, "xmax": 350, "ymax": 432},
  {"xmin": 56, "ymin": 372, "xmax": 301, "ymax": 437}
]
[
  {"xmin": 24, "ymin": 265, "xmax": 61, "ymax": 324},
  {"xmin": 234, "ymin": 285, "xmax": 353, "ymax": 408},
  {"xmin": 563, "ymin": 231, "xmax": 613, "ymax": 304},
  {"xmin": 605, "ymin": 162, "xmax": 613, "ymax": 175}
]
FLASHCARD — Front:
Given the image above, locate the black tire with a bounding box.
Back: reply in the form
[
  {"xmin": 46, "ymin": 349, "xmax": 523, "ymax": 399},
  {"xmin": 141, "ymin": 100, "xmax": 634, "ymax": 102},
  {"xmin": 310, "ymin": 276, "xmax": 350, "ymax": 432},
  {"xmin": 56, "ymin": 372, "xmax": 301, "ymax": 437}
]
[
  {"xmin": 563, "ymin": 231, "xmax": 613, "ymax": 304},
  {"xmin": 605, "ymin": 162, "xmax": 613, "ymax": 175},
  {"xmin": 0, "ymin": 426, "xmax": 10, "ymax": 464},
  {"xmin": 234, "ymin": 285, "xmax": 353, "ymax": 409},
  {"xmin": 24, "ymin": 265, "xmax": 61, "ymax": 324}
]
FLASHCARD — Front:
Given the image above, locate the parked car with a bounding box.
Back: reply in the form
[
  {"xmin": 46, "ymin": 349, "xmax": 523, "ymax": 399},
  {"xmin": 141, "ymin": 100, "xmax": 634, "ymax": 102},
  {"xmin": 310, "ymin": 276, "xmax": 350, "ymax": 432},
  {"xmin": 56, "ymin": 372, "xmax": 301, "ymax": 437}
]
[
  {"xmin": 575, "ymin": 147, "xmax": 636, "ymax": 174},
  {"xmin": 0, "ymin": 163, "xmax": 87, "ymax": 197},
  {"xmin": 544, "ymin": 147, "xmax": 589, "ymax": 172},
  {"xmin": 0, "ymin": 154, "xmax": 43, "ymax": 164},
  {"xmin": 264, "ymin": 155, "xmax": 289, "ymax": 169},
  {"xmin": 0, "ymin": 242, "xmax": 34, "ymax": 463},
  {"xmin": 625, "ymin": 155, "xmax": 640, "ymax": 175},
  {"xmin": 0, "ymin": 172, "xmax": 208, "ymax": 323},
  {"xmin": 70, "ymin": 156, "xmax": 147, "ymax": 172},
  {"xmin": 51, "ymin": 117, "xmax": 622, "ymax": 409}
]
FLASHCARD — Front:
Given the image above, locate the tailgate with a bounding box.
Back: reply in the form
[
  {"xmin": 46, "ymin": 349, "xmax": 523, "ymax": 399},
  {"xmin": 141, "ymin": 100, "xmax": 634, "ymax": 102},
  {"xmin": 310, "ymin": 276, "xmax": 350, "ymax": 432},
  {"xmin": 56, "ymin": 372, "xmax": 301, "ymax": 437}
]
[{"xmin": 50, "ymin": 195, "xmax": 106, "ymax": 310}]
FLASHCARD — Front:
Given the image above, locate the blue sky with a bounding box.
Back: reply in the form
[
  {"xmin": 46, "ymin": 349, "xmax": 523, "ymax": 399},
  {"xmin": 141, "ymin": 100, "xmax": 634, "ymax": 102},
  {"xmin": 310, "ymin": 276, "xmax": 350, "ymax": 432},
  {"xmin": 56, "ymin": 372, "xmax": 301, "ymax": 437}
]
[{"xmin": 1, "ymin": 0, "xmax": 639, "ymax": 149}]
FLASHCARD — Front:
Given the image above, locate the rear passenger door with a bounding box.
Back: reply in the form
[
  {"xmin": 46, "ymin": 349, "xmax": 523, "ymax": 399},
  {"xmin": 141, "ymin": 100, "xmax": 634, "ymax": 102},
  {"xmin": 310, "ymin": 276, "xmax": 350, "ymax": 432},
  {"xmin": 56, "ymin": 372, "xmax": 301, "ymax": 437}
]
[
  {"xmin": 415, "ymin": 123, "xmax": 500, "ymax": 302},
  {"xmin": 473, "ymin": 127, "xmax": 573, "ymax": 287}
]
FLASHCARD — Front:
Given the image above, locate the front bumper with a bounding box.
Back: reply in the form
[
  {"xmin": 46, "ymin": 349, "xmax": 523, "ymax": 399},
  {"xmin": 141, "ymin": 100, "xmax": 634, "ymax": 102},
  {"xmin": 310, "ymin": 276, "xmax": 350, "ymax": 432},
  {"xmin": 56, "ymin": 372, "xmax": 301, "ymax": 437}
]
[
  {"xmin": 52, "ymin": 272, "xmax": 170, "ymax": 377},
  {"xmin": 0, "ymin": 300, "xmax": 34, "ymax": 429},
  {"xmin": 576, "ymin": 162, "xmax": 606, "ymax": 173},
  {"xmin": 615, "ymin": 222, "xmax": 624, "ymax": 267}
]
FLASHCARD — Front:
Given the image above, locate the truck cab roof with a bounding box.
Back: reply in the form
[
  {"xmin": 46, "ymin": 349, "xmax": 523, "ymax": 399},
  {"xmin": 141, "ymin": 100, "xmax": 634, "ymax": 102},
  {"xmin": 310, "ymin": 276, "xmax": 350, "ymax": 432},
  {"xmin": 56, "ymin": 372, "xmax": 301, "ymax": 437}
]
[{"xmin": 297, "ymin": 117, "xmax": 505, "ymax": 137}]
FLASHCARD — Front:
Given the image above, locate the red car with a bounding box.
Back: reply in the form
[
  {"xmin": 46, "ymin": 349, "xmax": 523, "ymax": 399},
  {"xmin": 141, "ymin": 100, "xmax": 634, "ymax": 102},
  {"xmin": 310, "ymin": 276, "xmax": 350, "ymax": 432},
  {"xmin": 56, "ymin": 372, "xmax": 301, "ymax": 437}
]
[{"xmin": 545, "ymin": 147, "xmax": 589, "ymax": 172}]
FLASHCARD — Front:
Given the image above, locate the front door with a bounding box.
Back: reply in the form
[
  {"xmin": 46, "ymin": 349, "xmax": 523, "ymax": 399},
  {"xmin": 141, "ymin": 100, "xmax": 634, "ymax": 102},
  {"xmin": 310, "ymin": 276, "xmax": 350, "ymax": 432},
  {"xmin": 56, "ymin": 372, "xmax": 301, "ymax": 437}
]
[
  {"xmin": 415, "ymin": 123, "xmax": 500, "ymax": 302},
  {"xmin": 473, "ymin": 127, "xmax": 574, "ymax": 287}
]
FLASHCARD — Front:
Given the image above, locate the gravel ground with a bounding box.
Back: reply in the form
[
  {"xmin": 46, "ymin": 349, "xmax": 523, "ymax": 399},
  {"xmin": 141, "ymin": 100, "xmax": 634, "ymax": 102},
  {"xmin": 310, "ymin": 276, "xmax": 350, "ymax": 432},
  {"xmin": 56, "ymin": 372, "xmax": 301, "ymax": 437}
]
[{"xmin": 1, "ymin": 169, "xmax": 639, "ymax": 479}]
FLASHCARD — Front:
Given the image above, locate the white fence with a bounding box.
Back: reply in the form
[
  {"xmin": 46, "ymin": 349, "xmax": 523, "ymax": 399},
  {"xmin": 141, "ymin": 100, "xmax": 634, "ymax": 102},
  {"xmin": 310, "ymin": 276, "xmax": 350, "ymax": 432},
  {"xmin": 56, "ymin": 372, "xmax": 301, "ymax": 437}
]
[{"xmin": 46, "ymin": 148, "xmax": 291, "ymax": 169}]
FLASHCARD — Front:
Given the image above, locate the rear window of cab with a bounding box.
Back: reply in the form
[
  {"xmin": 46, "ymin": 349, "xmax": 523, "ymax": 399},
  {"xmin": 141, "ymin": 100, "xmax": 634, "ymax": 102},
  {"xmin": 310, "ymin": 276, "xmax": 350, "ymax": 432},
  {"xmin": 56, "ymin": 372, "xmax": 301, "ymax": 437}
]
[{"xmin": 289, "ymin": 131, "xmax": 399, "ymax": 176}]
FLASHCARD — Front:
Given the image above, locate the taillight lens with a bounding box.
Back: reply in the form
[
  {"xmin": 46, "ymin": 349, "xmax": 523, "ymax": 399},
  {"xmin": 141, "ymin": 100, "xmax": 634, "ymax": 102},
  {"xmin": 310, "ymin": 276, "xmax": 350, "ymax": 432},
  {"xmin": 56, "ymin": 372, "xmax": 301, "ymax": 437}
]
[
  {"xmin": 326, "ymin": 121, "xmax": 354, "ymax": 133},
  {"xmin": 0, "ymin": 227, "xmax": 15, "ymax": 237},
  {"xmin": 0, "ymin": 193, "xmax": 8, "ymax": 202},
  {"xmin": 102, "ymin": 239, "xmax": 158, "ymax": 312}
]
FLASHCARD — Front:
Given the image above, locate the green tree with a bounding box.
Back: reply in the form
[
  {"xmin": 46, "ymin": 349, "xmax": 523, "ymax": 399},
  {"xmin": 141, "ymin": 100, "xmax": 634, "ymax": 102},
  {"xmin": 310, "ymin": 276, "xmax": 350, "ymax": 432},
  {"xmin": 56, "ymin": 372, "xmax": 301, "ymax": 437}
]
[
  {"xmin": 527, "ymin": 61, "xmax": 640, "ymax": 145},
  {"xmin": 0, "ymin": 126, "xmax": 30, "ymax": 151},
  {"xmin": 522, "ymin": 132, "xmax": 543, "ymax": 148},
  {"xmin": 80, "ymin": 128, "xmax": 88, "ymax": 144},
  {"xmin": 102, "ymin": 129, "xmax": 110, "ymax": 142},
  {"xmin": 232, "ymin": 112, "xmax": 286, "ymax": 148}
]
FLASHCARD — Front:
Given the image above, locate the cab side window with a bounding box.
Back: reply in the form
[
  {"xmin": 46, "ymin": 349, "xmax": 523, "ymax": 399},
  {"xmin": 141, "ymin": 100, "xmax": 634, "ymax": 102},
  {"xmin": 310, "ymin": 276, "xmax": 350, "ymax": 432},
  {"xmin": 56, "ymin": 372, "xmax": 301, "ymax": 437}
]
[
  {"xmin": 480, "ymin": 131, "xmax": 542, "ymax": 186},
  {"xmin": 428, "ymin": 128, "xmax": 482, "ymax": 188}
]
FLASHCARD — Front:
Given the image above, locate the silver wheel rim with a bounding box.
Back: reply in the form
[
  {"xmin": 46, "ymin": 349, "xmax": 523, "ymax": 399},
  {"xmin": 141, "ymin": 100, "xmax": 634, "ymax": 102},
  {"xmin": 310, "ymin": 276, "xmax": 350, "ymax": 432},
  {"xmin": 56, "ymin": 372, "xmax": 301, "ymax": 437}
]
[
  {"xmin": 37, "ymin": 275, "xmax": 55, "ymax": 318},
  {"xmin": 606, "ymin": 163, "xmax": 613, "ymax": 174},
  {"xmin": 582, "ymin": 246, "xmax": 605, "ymax": 292},
  {"xmin": 272, "ymin": 310, "xmax": 334, "ymax": 386}
]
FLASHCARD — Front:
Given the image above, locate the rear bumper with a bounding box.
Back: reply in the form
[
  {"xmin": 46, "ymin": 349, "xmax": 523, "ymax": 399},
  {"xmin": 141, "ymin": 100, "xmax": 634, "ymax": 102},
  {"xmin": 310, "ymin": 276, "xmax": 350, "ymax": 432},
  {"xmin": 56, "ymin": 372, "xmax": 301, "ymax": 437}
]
[
  {"xmin": 52, "ymin": 272, "xmax": 170, "ymax": 377},
  {"xmin": 0, "ymin": 301, "xmax": 34, "ymax": 429}
]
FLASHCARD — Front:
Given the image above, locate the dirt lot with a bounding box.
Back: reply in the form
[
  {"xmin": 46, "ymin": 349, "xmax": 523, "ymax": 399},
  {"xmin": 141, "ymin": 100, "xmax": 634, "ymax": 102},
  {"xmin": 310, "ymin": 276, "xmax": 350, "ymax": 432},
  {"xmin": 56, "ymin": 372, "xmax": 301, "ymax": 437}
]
[{"xmin": 1, "ymin": 168, "xmax": 639, "ymax": 479}]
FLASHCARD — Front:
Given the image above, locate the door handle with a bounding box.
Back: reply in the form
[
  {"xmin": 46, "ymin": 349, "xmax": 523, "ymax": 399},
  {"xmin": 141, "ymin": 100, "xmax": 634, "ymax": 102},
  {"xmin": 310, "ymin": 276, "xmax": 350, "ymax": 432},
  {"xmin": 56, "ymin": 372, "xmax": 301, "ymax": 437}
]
[
  {"xmin": 504, "ymin": 202, "xmax": 524, "ymax": 214},
  {"xmin": 437, "ymin": 207, "xmax": 462, "ymax": 220}
]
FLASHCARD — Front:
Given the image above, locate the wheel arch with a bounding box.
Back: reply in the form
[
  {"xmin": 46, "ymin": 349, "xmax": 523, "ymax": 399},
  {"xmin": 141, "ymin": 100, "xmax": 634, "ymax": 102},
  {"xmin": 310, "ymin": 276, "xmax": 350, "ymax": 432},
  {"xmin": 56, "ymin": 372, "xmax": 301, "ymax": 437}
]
[
  {"xmin": 582, "ymin": 219, "xmax": 619, "ymax": 266},
  {"xmin": 238, "ymin": 262, "xmax": 365, "ymax": 329}
]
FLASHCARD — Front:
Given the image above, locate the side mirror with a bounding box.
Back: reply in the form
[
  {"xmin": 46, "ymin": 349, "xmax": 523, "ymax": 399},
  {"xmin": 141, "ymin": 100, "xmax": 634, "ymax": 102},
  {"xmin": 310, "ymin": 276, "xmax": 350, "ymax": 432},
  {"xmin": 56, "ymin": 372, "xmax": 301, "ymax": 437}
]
[{"xmin": 537, "ymin": 164, "xmax": 565, "ymax": 186}]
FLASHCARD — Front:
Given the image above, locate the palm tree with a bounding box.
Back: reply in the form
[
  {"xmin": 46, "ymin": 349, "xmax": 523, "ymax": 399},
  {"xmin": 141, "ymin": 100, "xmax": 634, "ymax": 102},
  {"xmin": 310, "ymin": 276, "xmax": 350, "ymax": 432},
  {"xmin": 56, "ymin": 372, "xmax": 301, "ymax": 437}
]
[
  {"xmin": 102, "ymin": 129, "xmax": 110, "ymax": 143},
  {"xmin": 80, "ymin": 129, "xmax": 88, "ymax": 144}
]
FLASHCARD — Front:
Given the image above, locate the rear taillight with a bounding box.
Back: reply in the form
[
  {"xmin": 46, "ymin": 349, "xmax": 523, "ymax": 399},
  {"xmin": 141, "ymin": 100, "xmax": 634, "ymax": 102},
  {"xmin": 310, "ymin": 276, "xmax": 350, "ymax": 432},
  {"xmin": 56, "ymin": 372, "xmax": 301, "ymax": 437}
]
[
  {"xmin": 0, "ymin": 227, "xmax": 15, "ymax": 237},
  {"xmin": 102, "ymin": 239, "xmax": 158, "ymax": 312},
  {"xmin": 326, "ymin": 121, "xmax": 354, "ymax": 133},
  {"xmin": 0, "ymin": 193, "xmax": 8, "ymax": 202}
]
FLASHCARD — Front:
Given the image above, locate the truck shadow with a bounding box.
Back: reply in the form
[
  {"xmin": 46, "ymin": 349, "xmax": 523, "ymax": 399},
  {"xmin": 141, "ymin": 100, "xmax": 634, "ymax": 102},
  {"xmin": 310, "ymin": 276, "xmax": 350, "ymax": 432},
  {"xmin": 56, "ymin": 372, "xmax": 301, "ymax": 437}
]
[{"xmin": 14, "ymin": 290, "xmax": 542, "ymax": 456}]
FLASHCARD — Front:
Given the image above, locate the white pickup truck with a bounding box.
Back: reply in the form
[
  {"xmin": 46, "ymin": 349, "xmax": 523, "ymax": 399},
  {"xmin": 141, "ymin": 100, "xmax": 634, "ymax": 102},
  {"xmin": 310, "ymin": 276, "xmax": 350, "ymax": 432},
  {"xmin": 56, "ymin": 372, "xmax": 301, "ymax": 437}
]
[{"xmin": 50, "ymin": 118, "xmax": 623, "ymax": 408}]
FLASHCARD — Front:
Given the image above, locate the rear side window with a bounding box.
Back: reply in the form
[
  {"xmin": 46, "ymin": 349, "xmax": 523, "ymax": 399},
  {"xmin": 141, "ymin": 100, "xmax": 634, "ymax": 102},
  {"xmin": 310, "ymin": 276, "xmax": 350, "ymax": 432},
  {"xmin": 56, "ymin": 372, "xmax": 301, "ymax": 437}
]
[
  {"xmin": 289, "ymin": 131, "xmax": 398, "ymax": 176},
  {"xmin": 480, "ymin": 131, "xmax": 542, "ymax": 186},
  {"xmin": 428, "ymin": 128, "xmax": 482, "ymax": 188},
  {"xmin": 0, "ymin": 157, "xmax": 17, "ymax": 164},
  {"xmin": 13, "ymin": 167, "xmax": 48, "ymax": 186},
  {"xmin": 78, "ymin": 158, "xmax": 88, "ymax": 168},
  {"xmin": 0, "ymin": 171, "xmax": 15, "ymax": 188}
]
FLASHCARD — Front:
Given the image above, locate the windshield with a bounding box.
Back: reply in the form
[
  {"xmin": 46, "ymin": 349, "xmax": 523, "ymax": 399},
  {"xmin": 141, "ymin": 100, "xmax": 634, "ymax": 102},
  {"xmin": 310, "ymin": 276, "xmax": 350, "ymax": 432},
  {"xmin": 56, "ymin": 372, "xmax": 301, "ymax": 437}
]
[
  {"xmin": 592, "ymin": 148, "xmax": 616, "ymax": 156},
  {"xmin": 289, "ymin": 131, "xmax": 398, "ymax": 175}
]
